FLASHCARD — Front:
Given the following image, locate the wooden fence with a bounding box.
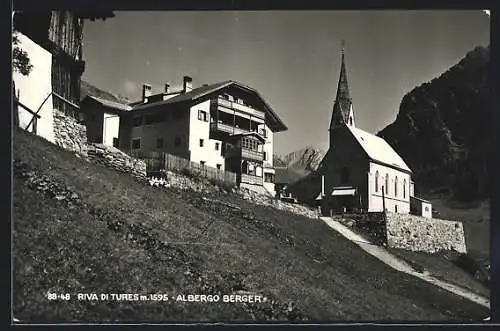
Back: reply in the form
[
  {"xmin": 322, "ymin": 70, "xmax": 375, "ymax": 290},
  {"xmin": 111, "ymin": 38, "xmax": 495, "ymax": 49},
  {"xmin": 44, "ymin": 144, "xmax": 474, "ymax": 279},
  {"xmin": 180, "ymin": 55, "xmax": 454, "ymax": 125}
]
[{"xmin": 130, "ymin": 151, "xmax": 237, "ymax": 187}]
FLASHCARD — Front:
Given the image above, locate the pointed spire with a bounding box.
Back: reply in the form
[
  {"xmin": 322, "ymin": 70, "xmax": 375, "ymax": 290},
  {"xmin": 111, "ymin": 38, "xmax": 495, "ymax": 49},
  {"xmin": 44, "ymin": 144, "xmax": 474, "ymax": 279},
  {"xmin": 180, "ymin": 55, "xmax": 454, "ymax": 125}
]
[{"xmin": 330, "ymin": 39, "xmax": 353, "ymax": 130}]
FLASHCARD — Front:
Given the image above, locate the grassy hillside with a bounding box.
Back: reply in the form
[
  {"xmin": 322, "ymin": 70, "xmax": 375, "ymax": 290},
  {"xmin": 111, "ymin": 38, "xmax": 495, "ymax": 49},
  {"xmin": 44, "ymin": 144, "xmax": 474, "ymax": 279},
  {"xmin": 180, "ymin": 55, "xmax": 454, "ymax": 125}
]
[{"xmin": 12, "ymin": 129, "xmax": 489, "ymax": 323}]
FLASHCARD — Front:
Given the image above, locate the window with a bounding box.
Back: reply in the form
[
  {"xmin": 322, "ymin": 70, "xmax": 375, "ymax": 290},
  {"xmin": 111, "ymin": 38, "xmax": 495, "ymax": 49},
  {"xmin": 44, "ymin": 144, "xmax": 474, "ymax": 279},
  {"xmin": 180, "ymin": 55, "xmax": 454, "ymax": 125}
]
[
  {"xmin": 132, "ymin": 138, "xmax": 141, "ymax": 150},
  {"xmin": 264, "ymin": 173, "xmax": 275, "ymax": 183},
  {"xmin": 133, "ymin": 116, "xmax": 142, "ymax": 127},
  {"xmin": 403, "ymin": 179, "xmax": 407, "ymax": 198},
  {"xmin": 112, "ymin": 138, "xmax": 119, "ymax": 148},
  {"xmin": 375, "ymin": 171, "xmax": 379, "ymax": 193},
  {"xmin": 263, "ymin": 151, "xmax": 267, "ymax": 160},
  {"xmin": 215, "ymin": 142, "xmax": 219, "ymax": 151},
  {"xmin": 199, "ymin": 139, "xmax": 204, "ymax": 147},
  {"xmin": 395, "ymin": 205, "xmax": 398, "ymax": 213},
  {"xmin": 349, "ymin": 117, "xmax": 353, "ymax": 126},
  {"xmin": 200, "ymin": 161, "xmax": 206, "ymax": 167},
  {"xmin": 425, "ymin": 206, "xmax": 429, "ymax": 212},
  {"xmin": 174, "ymin": 136, "xmax": 181, "ymax": 147},
  {"xmin": 198, "ymin": 110, "xmax": 208, "ymax": 122},
  {"xmin": 341, "ymin": 167, "xmax": 349, "ymax": 184},
  {"xmin": 261, "ymin": 128, "xmax": 267, "ymax": 138},
  {"xmin": 394, "ymin": 176, "xmax": 398, "ymax": 197},
  {"xmin": 242, "ymin": 138, "xmax": 258, "ymax": 151},
  {"xmin": 156, "ymin": 137, "xmax": 164, "ymax": 149},
  {"xmin": 216, "ymin": 164, "xmax": 222, "ymax": 170},
  {"xmin": 385, "ymin": 174, "xmax": 389, "ymax": 195}
]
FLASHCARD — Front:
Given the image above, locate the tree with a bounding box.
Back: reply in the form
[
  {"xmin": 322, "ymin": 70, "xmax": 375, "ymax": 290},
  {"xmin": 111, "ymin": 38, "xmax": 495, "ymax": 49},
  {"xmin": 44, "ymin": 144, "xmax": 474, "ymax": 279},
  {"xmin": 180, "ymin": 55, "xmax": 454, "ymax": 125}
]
[
  {"xmin": 12, "ymin": 32, "xmax": 33, "ymax": 76},
  {"xmin": 12, "ymin": 10, "xmax": 34, "ymax": 127}
]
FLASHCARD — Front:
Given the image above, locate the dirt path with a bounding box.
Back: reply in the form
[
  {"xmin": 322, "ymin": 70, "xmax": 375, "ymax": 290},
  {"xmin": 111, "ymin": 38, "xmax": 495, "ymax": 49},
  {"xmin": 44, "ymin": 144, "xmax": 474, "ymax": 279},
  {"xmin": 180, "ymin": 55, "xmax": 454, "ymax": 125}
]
[{"xmin": 319, "ymin": 217, "xmax": 490, "ymax": 309}]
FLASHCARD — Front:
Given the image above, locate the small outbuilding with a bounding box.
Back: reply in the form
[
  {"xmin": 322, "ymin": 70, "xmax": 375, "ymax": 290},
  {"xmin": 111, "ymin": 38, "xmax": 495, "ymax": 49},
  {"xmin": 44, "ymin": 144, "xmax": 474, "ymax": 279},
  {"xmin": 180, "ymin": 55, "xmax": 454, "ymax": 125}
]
[{"xmin": 410, "ymin": 196, "xmax": 433, "ymax": 218}]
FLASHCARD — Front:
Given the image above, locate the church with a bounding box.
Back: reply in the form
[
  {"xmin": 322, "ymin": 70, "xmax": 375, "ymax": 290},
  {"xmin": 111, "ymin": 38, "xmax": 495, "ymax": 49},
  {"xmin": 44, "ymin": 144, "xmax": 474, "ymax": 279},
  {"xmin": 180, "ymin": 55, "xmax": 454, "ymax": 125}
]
[{"xmin": 316, "ymin": 42, "xmax": 425, "ymax": 216}]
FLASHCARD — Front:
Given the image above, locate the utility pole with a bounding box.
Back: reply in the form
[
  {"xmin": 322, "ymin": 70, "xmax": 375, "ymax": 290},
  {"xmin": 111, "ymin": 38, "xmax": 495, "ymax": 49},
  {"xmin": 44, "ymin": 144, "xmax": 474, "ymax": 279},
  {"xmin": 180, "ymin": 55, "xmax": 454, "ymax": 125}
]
[{"xmin": 382, "ymin": 186, "xmax": 386, "ymax": 212}]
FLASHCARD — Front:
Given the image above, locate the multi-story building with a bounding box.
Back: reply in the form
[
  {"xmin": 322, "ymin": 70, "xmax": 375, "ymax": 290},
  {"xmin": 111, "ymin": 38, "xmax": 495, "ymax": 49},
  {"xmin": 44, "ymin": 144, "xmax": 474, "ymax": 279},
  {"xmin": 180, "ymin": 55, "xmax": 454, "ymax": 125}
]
[{"xmin": 82, "ymin": 76, "xmax": 287, "ymax": 195}]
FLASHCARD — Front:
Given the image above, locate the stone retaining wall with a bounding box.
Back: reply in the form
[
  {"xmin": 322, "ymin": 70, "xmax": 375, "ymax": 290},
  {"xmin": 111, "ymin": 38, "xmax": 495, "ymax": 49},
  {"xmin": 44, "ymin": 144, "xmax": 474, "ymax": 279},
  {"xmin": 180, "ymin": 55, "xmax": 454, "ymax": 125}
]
[
  {"xmin": 87, "ymin": 144, "xmax": 147, "ymax": 180},
  {"xmin": 385, "ymin": 212, "xmax": 467, "ymax": 254},
  {"xmin": 53, "ymin": 109, "xmax": 88, "ymax": 157}
]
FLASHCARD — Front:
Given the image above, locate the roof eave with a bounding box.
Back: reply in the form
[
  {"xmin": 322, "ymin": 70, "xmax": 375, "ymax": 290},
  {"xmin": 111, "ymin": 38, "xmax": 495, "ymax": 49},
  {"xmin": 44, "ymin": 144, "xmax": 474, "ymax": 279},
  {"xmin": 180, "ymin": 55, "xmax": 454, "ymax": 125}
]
[{"xmin": 369, "ymin": 158, "xmax": 412, "ymax": 175}]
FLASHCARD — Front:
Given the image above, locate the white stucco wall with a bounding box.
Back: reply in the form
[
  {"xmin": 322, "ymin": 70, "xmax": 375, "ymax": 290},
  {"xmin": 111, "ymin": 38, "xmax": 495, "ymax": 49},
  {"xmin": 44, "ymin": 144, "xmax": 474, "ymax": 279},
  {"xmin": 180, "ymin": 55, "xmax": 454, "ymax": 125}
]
[
  {"xmin": 422, "ymin": 201, "xmax": 433, "ymax": 218},
  {"xmin": 261, "ymin": 124, "xmax": 274, "ymax": 169},
  {"xmin": 260, "ymin": 123, "xmax": 276, "ymax": 195},
  {"xmin": 367, "ymin": 162, "xmax": 411, "ymax": 213},
  {"xmin": 127, "ymin": 108, "xmax": 190, "ymax": 158},
  {"xmin": 189, "ymin": 100, "xmax": 225, "ymax": 170},
  {"xmin": 103, "ymin": 112, "xmax": 120, "ymax": 146},
  {"xmin": 13, "ymin": 32, "xmax": 55, "ymax": 143}
]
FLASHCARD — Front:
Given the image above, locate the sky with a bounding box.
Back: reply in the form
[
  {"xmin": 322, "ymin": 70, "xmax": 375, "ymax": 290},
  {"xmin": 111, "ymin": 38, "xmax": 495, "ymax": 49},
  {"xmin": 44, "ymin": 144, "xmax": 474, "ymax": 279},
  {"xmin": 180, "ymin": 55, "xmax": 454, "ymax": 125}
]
[{"xmin": 82, "ymin": 10, "xmax": 490, "ymax": 156}]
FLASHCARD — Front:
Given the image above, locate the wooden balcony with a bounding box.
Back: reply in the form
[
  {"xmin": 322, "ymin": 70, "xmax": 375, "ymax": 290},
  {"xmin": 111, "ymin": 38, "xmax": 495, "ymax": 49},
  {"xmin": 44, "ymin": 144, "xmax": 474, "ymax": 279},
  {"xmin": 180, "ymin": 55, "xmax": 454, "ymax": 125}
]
[
  {"xmin": 214, "ymin": 97, "xmax": 265, "ymax": 120},
  {"xmin": 210, "ymin": 122, "xmax": 249, "ymax": 135},
  {"xmin": 241, "ymin": 173, "xmax": 264, "ymax": 186},
  {"xmin": 240, "ymin": 147, "xmax": 264, "ymax": 162}
]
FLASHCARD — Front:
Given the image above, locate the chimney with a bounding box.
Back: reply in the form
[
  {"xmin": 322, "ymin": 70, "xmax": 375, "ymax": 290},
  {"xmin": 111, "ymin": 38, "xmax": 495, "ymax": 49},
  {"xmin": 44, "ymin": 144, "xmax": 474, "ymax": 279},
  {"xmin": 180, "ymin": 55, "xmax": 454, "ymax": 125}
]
[
  {"xmin": 183, "ymin": 76, "xmax": 193, "ymax": 93},
  {"xmin": 142, "ymin": 83, "xmax": 152, "ymax": 103},
  {"xmin": 164, "ymin": 83, "xmax": 170, "ymax": 93},
  {"xmin": 321, "ymin": 175, "xmax": 325, "ymax": 197}
]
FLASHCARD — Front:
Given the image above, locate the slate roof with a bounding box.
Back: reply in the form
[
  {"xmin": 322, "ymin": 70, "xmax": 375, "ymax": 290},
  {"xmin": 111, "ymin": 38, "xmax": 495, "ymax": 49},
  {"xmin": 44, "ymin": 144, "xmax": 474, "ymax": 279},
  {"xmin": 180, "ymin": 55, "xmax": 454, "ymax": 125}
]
[
  {"xmin": 84, "ymin": 95, "xmax": 132, "ymax": 111},
  {"xmin": 347, "ymin": 125, "xmax": 412, "ymax": 173},
  {"xmin": 131, "ymin": 80, "xmax": 287, "ymax": 132},
  {"xmin": 410, "ymin": 196, "xmax": 431, "ymax": 204}
]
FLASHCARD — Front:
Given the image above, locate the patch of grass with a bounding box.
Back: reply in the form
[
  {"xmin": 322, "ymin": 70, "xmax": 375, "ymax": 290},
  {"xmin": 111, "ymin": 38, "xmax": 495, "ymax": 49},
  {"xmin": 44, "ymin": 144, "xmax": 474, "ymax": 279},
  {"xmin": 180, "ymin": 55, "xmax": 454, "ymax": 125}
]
[
  {"xmin": 387, "ymin": 248, "xmax": 489, "ymax": 298},
  {"xmin": 12, "ymin": 129, "xmax": 489, "ymax": 323}
]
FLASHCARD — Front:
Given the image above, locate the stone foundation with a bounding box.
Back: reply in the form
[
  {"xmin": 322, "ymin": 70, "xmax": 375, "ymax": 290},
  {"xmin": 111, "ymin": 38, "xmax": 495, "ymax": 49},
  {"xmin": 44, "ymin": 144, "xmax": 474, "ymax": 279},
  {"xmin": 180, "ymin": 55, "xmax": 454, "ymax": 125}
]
[
  {"xmin": 385, "ymin": 212, "xmax": 467, "ymax": 254},
  {"xmin": 87, "ymin": 144, "xmax": 147, "ymax": 180},
  {"xmin": 53, "ymin": 109, "xmax": 88, "ymax": 157}
]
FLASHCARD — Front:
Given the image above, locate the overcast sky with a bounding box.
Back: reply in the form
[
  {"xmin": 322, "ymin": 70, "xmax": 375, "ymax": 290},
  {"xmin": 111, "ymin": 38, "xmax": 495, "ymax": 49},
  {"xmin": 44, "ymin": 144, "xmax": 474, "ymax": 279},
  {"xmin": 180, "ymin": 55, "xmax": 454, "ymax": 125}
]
[{"xmin": 82, "ymin": 10, "xmax": 490, "ymax": 156}]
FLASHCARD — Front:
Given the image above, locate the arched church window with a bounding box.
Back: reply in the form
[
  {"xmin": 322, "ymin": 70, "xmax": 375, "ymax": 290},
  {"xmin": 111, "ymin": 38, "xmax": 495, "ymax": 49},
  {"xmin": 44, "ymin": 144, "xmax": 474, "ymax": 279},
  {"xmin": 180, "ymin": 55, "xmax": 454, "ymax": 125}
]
[
  {"xmin": 394, "ymin": 176, "xmax": 398, "ymax": 197},
  {"xmin": 385, "ymin": 174, "xmax": 389, "ymax": 195},
  {"xmin": 403, "ymin": 179, "xmax": 407, "ymax": 198},
  {"xmin": 349, "ymin": 117, "xmax": 353, "ymax": 126},
  {"xmin": 375, "ymin": 171, "xmax": 379, "ymax": 192},
  {"xmin": 341, "ymin": 167, "xmax": 349, "ymax": 184}
]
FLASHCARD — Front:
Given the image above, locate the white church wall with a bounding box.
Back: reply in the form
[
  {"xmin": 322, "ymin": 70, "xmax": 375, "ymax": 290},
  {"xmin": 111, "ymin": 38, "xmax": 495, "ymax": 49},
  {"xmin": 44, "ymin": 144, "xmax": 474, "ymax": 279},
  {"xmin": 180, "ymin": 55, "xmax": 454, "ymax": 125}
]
[
  {"xmin": 368, "ymin": 162, "xmax": 411, "ymax": 213},
  {"xmin": 13, "ymin": 32, "xmax": 55, "ymax": 143}
]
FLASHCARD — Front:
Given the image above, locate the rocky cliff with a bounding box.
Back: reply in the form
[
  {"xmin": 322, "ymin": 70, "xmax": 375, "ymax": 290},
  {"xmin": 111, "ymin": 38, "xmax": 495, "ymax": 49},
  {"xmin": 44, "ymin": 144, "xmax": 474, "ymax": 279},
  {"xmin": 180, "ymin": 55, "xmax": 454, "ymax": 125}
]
[
  {"xmin": 274, "ymin": 147, "xmax": 326, "ymax": 173},
  {"xmin": 377, "ymin": 46, "xmax": 490, "ymax": 201}
]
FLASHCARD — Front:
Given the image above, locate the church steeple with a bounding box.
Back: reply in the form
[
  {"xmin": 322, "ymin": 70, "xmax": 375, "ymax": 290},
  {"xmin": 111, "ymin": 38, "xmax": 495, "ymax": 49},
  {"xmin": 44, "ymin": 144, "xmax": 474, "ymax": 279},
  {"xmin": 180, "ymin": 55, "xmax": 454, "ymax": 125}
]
[{"xmin": 329, "ymin": 40, "xmax": 355, "ymax": 131}]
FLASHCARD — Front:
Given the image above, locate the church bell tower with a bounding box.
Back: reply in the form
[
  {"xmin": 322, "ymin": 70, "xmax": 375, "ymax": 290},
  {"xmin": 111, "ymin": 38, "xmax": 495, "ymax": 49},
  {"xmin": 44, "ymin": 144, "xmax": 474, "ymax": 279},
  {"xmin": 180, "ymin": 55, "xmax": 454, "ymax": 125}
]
[{"xmin": 329, "ymin": 40, "xmax": 356, "ymax": 147}]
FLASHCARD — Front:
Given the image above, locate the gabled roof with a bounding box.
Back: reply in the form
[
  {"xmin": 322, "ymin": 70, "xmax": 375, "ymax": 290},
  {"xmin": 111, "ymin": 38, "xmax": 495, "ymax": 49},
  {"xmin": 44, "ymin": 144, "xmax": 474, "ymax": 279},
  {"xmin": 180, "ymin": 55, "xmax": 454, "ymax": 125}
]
[
  {"xmin": 347, "ymin": 125, "xmax": 412, "ymax": 173},
  {"xmin": 82, "ymin": 95, "xmax": 132, "ymax": 111},
  {"xmin": 410, "ymin": 196, "xmax": 431, "ymax": 204},
  {"xmin": 132, "ymin": 81, "xmax": 231, "ymax": 110},
  {"xmin": 131, "ymin": 80, "xmax": 287, "ymax": 132}
]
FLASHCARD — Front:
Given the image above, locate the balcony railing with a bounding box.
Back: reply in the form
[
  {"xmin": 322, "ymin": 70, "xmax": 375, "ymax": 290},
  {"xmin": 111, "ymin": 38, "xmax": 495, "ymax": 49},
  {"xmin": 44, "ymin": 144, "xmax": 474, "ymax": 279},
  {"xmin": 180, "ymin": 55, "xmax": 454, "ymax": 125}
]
[
  {"xmin": 241, "ymin": 173, "xmax": 264, "ymax": 186},
  {"xmin": 210, "ymin": 122, "xmax": 249, "ymax": 135},
  {"xmin": 215, "ymin": 97, "xmax": 265, "ymax": 119},
  {"xmin": 241, "ymin": 148, "xmax": 264, "ymax": 162}
]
